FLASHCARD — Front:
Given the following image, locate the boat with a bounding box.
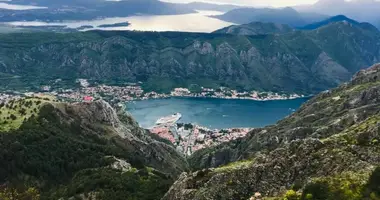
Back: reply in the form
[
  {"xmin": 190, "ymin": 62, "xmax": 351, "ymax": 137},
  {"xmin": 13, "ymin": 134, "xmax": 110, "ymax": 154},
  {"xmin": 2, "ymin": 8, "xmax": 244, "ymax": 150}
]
[{"xmin": 156, "ymin": 113, "xmax": 182, "ymax": 125}]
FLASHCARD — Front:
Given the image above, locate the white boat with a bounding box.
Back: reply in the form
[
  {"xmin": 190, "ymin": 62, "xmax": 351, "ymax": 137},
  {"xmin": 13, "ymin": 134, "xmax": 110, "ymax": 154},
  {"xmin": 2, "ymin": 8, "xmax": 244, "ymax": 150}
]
[{"xmin": 156, "ymin": 113, "xmax": 182, "ymax": 125}]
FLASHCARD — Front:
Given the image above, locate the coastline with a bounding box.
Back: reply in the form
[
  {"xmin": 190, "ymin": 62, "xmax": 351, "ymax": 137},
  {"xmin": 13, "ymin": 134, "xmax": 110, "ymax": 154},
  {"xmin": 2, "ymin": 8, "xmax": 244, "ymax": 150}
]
[
  {"xmin": 131, "ymin": 94, "xmax": 312, "ymax": 102},
  {"xmin": 33, "ymin": 79, "xmax": 313, "ymax": 104}
]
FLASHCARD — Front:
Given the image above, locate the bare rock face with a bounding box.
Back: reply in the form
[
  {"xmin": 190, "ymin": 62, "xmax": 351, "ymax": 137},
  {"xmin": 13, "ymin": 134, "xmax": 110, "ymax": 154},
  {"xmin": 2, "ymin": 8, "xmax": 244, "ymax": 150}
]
[
  {"xmin": 193, "ymin": 41, "xmax": 214, "ymax": 55},
  {"xmin": 69, "ymin": 100, "xmax": 121, "ymax": 127},
  {"xmin": 167, "ymin": 63, "xmax": 380, "ymax": 199},
  {"xmin": 50, "ymin": 100, "xmax": 188, "ymax": 178},
  {"xmin": 311, "ymin": 52, "xmax": 350, "ymax": 85},
  {"xmin": 351, "ymin": 63, "xmax": 380, "ymax": 85},
  {"xmin": 110, "ymin": 157, "xmax": 132, "ymax": 172}
]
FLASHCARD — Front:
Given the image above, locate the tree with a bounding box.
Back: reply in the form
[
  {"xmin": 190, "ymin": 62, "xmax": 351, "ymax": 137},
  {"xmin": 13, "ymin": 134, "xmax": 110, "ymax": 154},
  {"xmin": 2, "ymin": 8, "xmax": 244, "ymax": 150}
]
[
  {"xmin": 0, "ymin": 187, "xmax": 40, "ymax": 200},
  {"xmin": 10, "ymin": 114, "xmax": 17, "ymax": 120}
]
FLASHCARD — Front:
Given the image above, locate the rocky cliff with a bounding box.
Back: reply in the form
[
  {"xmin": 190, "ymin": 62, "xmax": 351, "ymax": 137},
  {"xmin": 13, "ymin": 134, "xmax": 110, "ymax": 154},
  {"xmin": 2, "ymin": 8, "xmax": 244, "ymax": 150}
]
[
  {"xmin": 0, "ymin": 20, "xmax": 379, "ymax": 94},
  {"xmin": 56, "ymin": 100, "xmax": 189, "ymax": 176},
  {"xmin": 163, "ymin": 63, "xmax": 380, "ymax": 200}
]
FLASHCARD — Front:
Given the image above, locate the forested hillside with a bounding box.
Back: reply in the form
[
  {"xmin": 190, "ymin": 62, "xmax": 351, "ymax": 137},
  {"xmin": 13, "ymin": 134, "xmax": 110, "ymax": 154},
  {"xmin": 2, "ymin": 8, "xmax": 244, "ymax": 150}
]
[{"xmin": 0, "ymin": 99, "xmax": 188, "ymax": 199}]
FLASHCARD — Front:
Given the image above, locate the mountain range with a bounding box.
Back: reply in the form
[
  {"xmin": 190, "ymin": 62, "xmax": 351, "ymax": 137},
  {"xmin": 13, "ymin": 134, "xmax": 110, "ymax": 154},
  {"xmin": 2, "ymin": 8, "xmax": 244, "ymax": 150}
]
[
  {"xmin": 214, "ymin": 15, "xmax": 379, "ymax": 35},
  {"xmin": 184, "ymin": 1, "xmax": 244, "ymax": 12},
  {"xmin": 0, "ymin": 18, "xmax": 379, "ymax": 94},
  {"xmin": 211, "ymin": 7, "xmax": 328, "ymax": 27},
  {"xmin": 2, "ymin": 0, "xmax": 380, "ymax": 31}
]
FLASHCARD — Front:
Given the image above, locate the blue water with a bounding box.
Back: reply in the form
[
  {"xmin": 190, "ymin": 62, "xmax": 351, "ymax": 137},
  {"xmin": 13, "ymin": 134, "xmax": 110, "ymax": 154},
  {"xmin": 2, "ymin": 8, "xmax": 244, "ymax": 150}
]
[{"xmin": 126, "ymin": 97, "xmax": 309, "ymax": 129}]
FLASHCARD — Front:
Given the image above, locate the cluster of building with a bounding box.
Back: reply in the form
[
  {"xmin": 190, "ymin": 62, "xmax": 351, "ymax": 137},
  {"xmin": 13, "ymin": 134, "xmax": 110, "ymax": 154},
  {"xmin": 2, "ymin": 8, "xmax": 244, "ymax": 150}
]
[
  {"xmin": 54, "ymin": 82, "xmax": 167, "ymax": 102},
  {"xmin": 32, "ymin": 78, "xmax": 307, "ymax": 104},
  {"xmin": 37, "ymin": 79, "xmax": 305, "ymax": 103},
  {"xmin": 151, "ymin": 121, "xmax": 252, "ymax": 155},
  {"xmin": 170, "ymin": 87, "xmax": 304, "ymax": 101}
]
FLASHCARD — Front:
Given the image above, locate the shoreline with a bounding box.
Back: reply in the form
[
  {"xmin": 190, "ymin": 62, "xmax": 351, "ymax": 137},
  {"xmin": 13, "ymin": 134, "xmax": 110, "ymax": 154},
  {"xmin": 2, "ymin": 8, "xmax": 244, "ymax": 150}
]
[
  {"xmin": 29, "ymin": 80, "xmax": 314, "ymax": 104},
  {"xmin": 127, "ymin": 94, "xmax": 313, "ymax": 102}
]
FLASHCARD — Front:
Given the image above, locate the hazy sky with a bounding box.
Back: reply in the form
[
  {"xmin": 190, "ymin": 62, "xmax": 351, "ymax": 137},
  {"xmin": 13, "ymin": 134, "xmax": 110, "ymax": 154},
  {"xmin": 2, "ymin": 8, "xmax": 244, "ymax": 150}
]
[{"xmin": 162, "ymin": 0, "xmax": 320, "ymax": 7}]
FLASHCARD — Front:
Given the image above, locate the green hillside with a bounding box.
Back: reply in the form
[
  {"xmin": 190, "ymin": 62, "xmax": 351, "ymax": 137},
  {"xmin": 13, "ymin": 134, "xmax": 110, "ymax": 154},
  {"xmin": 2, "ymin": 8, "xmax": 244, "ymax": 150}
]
[{"xmin": 0, "ymin": 99, "xmax": 188, "ymax": 200}]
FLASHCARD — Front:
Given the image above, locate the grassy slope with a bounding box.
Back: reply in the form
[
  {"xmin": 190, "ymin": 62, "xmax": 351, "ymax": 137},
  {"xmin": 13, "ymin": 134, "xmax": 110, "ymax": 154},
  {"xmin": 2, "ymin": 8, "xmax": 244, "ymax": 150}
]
[{"xmin": 0, "ymin": 96, "xmax": 57, "ymax": 131}]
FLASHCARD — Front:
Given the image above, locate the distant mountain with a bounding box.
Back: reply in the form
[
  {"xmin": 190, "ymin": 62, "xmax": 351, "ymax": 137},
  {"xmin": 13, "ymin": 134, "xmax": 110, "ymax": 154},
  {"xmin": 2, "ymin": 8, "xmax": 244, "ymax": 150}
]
[
  {"xmin": 212, "ymin": 7, "xmax": 328, "ymax": 27},
  {"xmin": 98, "ymin": 22, "xmax": 130, "ymax": 28},
  {"xmin": 0, "ymin": 19, "xmax": 379, "ymax": 94},
  {"xmin": 185, "ymin": 1, "xmax": 245, "ymax": 12},
  {"xmin": 0, "ymin": 0, "xmax": 195, "ymax": 22},
  {"xmin": 300, "ymin": 15, "xmax": 360, "ymax": 30},
  {"xmin": 218, "ymin": 15, "xmax": 379, "ymax": 36},
  {"xmin": 213, "ymin": 21, "xmax": 294, "ymax": 35},
  {"xmin": 295, "ymin": 0, "xmax": 380, "ymax": 29},
  {"xmin": 10, "ymin": 0, "xmax": 103, "ymax": 8}
]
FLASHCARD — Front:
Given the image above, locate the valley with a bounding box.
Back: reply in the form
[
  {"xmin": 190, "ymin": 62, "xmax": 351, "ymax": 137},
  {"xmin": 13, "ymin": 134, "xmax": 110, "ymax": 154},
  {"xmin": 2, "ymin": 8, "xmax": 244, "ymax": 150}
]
[{"xmin": 1, "ymin": 0, "xmax": 380, "ymax": 200}]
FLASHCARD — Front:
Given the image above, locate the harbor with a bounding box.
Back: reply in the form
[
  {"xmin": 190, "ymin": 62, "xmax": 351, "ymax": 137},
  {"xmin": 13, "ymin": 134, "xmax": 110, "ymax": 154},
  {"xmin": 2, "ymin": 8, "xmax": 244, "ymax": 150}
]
[{"xmin": 150, "ymin": 112, "xmax": 252, "ymax": 155}]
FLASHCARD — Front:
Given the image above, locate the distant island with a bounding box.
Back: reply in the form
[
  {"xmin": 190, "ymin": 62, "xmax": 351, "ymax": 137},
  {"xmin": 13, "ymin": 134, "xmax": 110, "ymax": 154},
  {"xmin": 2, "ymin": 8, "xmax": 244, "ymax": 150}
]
[
  {"xmin": 98, "ymin": 22, "xmax": 130, "ymax": 28},
  {"xmin": 76, "ymin": 25, "xmax": 94, "ymax": 30}
]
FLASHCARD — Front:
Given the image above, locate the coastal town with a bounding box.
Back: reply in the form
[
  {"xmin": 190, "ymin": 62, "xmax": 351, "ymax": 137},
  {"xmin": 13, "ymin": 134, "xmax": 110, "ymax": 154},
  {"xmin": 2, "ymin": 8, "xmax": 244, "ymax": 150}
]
[
  {"xmin": 33, "ymin": 78, "xmax": 306, "ymax": 103},
  {"xmin": 150, "ymin": 114, "xmax": 252, "ymax": 155}
]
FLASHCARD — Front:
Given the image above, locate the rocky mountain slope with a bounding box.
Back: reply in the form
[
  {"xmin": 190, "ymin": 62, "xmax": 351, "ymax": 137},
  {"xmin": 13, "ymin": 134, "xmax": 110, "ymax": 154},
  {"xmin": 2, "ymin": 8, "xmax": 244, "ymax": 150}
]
[
  {"xmin": 0, "ymin": 20, "xmax": 379, "ymax": 94},
  {"xmin": 211, "ymin": 7, "xmax": 328, "ymax": 27},
  {"xmin": 0, "ymin": 99, "xmax": 188, "ymax": 199},
  {"xmin": 163, "ymin": 63, "xmax": 380, "ymax": 200},
  {"xmin": 213, "ymin": 22, "xmax": 294, "ymax": 35},
  {"xmin": 299, "ymin": 15, "xmax": 363, "ymax": 30}
]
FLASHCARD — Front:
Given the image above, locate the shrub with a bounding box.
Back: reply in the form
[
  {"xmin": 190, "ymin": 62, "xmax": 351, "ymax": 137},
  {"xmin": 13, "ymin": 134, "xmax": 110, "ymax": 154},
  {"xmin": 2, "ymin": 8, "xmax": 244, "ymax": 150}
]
[
  {"xmin": 9, "ymin": 114, "xmax": 17, "ymax": 120},
  {"xmin": 284, "ymin": 190, "xmax": 301, "ymax": 200},
  {"xmin": 365, "ymin": 167, "xmax": 380, "ymax": 197},
  {"xmin": 301, "ymin": 181, "xmax": 329, "ymax": 200}
]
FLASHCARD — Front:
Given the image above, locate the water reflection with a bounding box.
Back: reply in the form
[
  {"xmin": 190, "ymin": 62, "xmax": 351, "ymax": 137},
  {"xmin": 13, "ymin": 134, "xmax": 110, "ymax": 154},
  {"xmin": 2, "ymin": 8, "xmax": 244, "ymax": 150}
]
[
  {"xmin": 0, "ymin": 2, "xmax": 47, "ymax": 10},
  {"xmin": 5, "ymin": 10, "xmax": 234, "ymax": 32}
]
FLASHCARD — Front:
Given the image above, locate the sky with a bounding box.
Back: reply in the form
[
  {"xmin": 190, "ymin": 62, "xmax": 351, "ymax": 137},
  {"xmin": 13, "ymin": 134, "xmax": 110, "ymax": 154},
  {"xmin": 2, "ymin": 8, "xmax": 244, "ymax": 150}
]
[{"xmin": 162, "ymin": 0, "xmax": 320, "ymax": 7}]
